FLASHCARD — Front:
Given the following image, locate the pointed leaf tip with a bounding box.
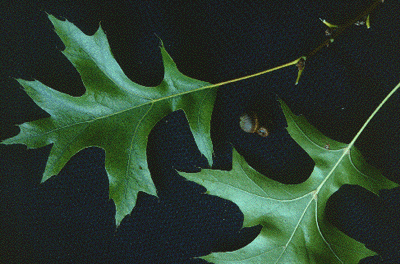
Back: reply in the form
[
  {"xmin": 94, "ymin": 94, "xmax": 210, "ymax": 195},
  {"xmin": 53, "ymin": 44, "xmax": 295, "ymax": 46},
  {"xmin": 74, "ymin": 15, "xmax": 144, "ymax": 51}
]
[
  {"xmin": 2, "ymin": 14, "xmax": 217, "ymax": 225},
  {"xmin": 180, "ymin": 99, "xmax": 398, "ymax": 263}
]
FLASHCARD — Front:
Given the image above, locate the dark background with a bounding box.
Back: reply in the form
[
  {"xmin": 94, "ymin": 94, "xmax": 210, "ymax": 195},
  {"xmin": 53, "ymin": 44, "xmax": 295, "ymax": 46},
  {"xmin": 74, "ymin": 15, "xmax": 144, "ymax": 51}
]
[{"xmin": 0, "ymin": 0, "xmax": 399, "ymax": 263}]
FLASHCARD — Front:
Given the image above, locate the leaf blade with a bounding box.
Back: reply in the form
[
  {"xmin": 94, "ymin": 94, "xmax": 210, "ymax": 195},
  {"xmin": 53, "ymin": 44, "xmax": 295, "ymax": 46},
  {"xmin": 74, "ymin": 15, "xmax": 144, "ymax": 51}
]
[
  {"xmin": 181, "ymin": 100, "xmax": 398, "ymax": 263},
  {"xmin": 2, "ymin": 15, "xmax": 217, "ymax": 225}
]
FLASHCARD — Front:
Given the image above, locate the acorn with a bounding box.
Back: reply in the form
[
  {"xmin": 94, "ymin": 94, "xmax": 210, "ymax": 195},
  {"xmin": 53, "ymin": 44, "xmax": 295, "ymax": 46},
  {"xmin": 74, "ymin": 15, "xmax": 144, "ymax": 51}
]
[{"xmin": 240, "ymin": 112, "xmax": 269, "ymax": 137}]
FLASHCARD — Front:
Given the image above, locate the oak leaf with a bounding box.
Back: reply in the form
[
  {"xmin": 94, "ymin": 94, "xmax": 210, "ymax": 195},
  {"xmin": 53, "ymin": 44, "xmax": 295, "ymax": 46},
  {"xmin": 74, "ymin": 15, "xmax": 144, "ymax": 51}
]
[
  {"xmin": 181, "ymin": 100, "xmax": 398, "ymax": 263},
  {"xmin": 1, "ymin": 15, "xmax": 217, "ymax": 225}
]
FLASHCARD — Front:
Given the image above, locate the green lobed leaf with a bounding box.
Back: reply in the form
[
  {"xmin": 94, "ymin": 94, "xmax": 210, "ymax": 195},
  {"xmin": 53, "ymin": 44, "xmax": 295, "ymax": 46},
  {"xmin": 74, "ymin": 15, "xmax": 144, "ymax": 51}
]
[
  {"xmin": 181, "ymin": 100, "xmax": 398, "ymax": 263},
  {"xmin": 1, "ymin": 15, "xmax": 217, "ymax": 225}
]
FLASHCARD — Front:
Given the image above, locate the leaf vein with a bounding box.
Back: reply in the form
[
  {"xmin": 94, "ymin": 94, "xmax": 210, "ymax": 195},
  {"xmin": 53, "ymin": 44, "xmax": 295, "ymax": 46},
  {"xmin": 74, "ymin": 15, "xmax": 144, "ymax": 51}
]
[
  {"xmin": 314, "ymin": 200, "xmax": 344, "ymax": 263},
  {"xmin": 274, "ymin": 198, "xmax": 314, "ymax": 264}
]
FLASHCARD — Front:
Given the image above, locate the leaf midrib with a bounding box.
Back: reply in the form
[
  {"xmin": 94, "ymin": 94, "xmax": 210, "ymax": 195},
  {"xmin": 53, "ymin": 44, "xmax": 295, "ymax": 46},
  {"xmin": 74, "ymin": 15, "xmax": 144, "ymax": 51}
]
[{"xmin": 20, "ymin": 80, "xmax": 215, "ymax": 141}]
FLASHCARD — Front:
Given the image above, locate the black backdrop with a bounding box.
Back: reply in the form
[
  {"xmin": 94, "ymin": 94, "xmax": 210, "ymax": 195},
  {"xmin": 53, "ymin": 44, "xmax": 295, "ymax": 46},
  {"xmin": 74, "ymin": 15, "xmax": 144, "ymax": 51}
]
[{"xmin": 1, "ymin": 0, "xmax": 399, "ymax": 263}]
